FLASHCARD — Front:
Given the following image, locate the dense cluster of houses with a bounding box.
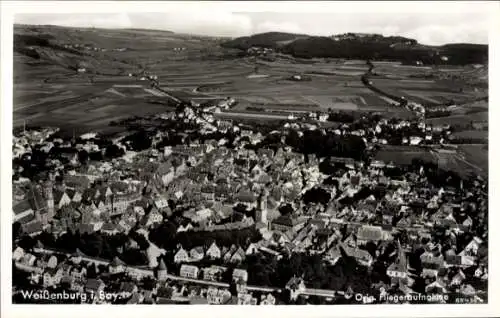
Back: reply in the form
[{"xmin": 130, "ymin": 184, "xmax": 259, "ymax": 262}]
[{"xmin": 12, "ymin": 101, "xmax": 487, "ymax": 304}]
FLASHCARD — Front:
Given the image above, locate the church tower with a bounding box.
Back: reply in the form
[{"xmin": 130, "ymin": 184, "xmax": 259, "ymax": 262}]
[
  {"xmin": 256, "ymin": 188, "xmax": 269, "ymax": 226},
  {"xmin": 42, "ymin": 180, "xmax": 55, "ymax": 221},
  {"xmin": 157, "ymin": 258, "xmax": 168, "ymax": 281}
]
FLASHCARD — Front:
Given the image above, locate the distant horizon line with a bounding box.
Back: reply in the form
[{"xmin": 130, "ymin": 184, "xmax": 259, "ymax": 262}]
[{"xmin": 14, "ymin": 23, "xmax": 489, "ymax": 46}]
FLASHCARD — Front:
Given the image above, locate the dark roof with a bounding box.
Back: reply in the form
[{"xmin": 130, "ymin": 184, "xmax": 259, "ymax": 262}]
[
  {"xmin": 190, "ymin": 297, "xmax": 209, "ymax": 305},
  {"xmin": 357, "ymin": 226, "xmax": 383, "ymax": 241},
  {"xmin": 78, "ymin": 223, "xmax": 94, "ymax": 234},
  {"xmin": 272, "ymin": 215, "xmax": 300, "ymax": 227},
  {"xmin": 85, "ymin": 278, "xmax": 104, "ymax": 291},
  {"xmin": 445, "ymin": 255, "xmax": 462, "ymax": 265},
  {"xmin": 422, "ymin": 262, "xmax": 442, "ymax": 270},
  {"xmin": 16, "ymin": 213, "xmax": 35, "ymax": 224},
  {"xmin": 27, "ymin": 186, "xmax": 47, "ymax": 211},
  {"xmin": 72, "ymin": 248, "xmax": 87, "ymax": 257},
  {"xmin": 120, "ymin": 281, "xmax": 137, "ymax": 293},
  {"xmin": 237, "ymin": 190, "xmax": 257, "ymax": 202},
  {"xmin": 110, "ymin": 256, "xmax": 126, "ymax": 266},
  {"xmin": 13, "ymin": 199, "xmax": 33, "ymax": 215},
  {"xmin": 64, "ymin": 175, "xmax": 90, "ymax": 188},
  {"xmin": 286, "ymin": 277, "xmax": 304, "ymax": 289},
  {"xmin": 156, "ymin": 298, "xmax": 178, "ymax": 304},
  {"xmin": 158, "ymin": 258, "xmax": 167, "ymax": 270},
  {"xmin": 53, "ymin": 189, "xmax": 67, "ymax": 204},
  {"xmin": 22, "ymin": 221, "xmax": 43, "ymax": 234},
  {"xmin": 101, "ymin": 222, "xmax": 117, "ymax": 231},
  {"xmin": 157, "ymin": 161, "xmax": 173, "ymax": 175},
  {"xmin": 387, "ymin": 262, "xmax": 406, "ymax": 273}
]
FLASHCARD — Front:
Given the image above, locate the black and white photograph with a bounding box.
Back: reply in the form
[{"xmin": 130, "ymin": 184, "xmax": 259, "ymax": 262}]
[{"xmin": 1, "ymin": 1, "xmax": 499, "ymax": 317}]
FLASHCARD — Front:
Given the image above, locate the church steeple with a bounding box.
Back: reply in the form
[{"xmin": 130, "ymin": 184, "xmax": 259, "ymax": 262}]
[
  {"xmin": 396, "ymin": 239, "xmax": 407, "ymax": 269},
  {"xmin": 257, "ymin": 188, "xmax": 269, "ymax": 225}
]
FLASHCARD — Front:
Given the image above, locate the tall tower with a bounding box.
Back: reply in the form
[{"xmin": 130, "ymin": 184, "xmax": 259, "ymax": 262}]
[
  {"xmin": 396, "ymin": 239, "xmax": 407, "ymax": 268},
  {"xmin": 157, "ymin": 258, "xmax": 168, "ymax": 281},
  {"xmin": 42, "ymin": 180, "xmax": 55, "ymax": 221},
  {"xmin": 256, "ymin": 188, "xmax": 269, "ymax": 225}
]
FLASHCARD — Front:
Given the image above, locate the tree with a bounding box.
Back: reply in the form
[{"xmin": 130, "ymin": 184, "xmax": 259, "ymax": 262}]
[
  {"xmin": 18, "ymin": 235, "xmax": 36, "ymax": 251},
  {"xmin": 80, "ymin": 233, "xmax": 104, "ymax": 257},
  {"xmin": 126, "ymin": 129, "xmax": 152, "ymax": 151},
  {"xmin": 86, "ymin": 263, "xmax": 98, "ymax": 278},
  {"xmin": 13, "ymin": 222, "xmax": 22, "ymax": 242},
  {"xmin": 303, "ymin": 187, "xmax": 331, "ymax": 206},
  {"xmin": 279, "ymin": 204, "xmax": 294, "ymax": 216},
  {"xmin": 105, "ymin": 144, "xmax": 125, "ymax": 159}
]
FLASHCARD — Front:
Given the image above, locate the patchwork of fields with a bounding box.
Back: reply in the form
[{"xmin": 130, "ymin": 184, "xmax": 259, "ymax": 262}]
[
  {"xmin": 13, "ymin": 26, "xmax": 488, "ymax": 139},
  {"xmin": 17, "ymin": 53, "xmax": 484, "ymax": 132}
]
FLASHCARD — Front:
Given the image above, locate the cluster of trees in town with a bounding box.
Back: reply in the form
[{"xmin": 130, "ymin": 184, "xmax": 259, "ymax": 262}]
[
  {"xmin": 122, "ymin": 129, "xmax": 153, "ymax": 151},
  {"xmin": 327, "ymin": 111, "xmax": 356, "ymax": 123},
  {"xmin": 285, "ymin": 129, "xmax": 367, "ymax": 161},
  {"xmin": 426, "ymin": 110, "xmax": 452, "ymax": 118},
  {"xmin": 15, "ymin": 226, "xmax": 155, "ymax": 267},
  {"xmin": 302, "ymin": 187, "xmax": 331, "ymax": 206},
  {"xmin": 13, "ymin": 133, "xmax": 132, "ymax": 181},
  {"xmin": 239, "ymin": 249, "xmax": 392, "ymax": 296},
  {"xmin": 148, "ymin": 221, "xmax": 262, "ymax": 252}
]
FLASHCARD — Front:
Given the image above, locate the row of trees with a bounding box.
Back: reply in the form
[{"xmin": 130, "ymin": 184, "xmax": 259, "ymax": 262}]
[
  {"xmin": 284, "ymin": 129, "xmax": 367, "ymax": 161},
  {"xmin": 148, "ymin": 221, "xmax": 262, "ymax": 252}
]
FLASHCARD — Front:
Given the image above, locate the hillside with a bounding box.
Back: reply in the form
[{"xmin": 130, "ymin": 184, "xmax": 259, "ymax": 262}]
[
  {"xmin": 220, "ymin": 31, "xmax": 309, "ymax": 50},
  {"xmin": 221, "ymin": 32, "xmax": 488, "ymax": 65}
]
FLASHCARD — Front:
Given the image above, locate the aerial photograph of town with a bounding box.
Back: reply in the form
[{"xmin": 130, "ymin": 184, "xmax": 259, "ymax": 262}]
[{"xmin": 7, "ymin": 2, "xmax": 492, "ymax": 308}]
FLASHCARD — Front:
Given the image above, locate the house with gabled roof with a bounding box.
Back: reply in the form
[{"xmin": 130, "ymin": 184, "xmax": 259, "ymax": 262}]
[
  {"xmin": 222, "ymin": 244, "xmax": 237, "ymax": 262},
  {"xmin": 177, "ymin": 223, "xmax": 193, "ymax": 233},
  {"xmin": 20, "ymin": 252, "xmax": 37, "ymax": 267},
  {"xmin": 230, "ymin": 247, "xmax": 246, "ymax": 264},
  {"xmin": 450, "ymin": 269, "xmax": 466, "ymax": 286},
  {"xmin": 120, "ymin": 281, "xmax": 139, "ymax": 298},
  {"xmin": 22, "ymin": 221, "xmax": 44, "ymax": 236},
  {"xmin": 13, "ymin": 246, "xmax": 25, "ymax": 262},
  {"xmin": 232, "ymin": 268, "xmax": 248, "ymax": 283},
  {"xmin": 54, "ymin": 190, "xmax": 72, "ymax": 210},
  {"xmin": 206, "ymin": 242, "xmax": 221, "ymax": 259},
  {"xmin": 101, "ymin": 222, "xmax": 119, "ymax": 235},
  {"xmin": 174, "ymin": 247, "xmax": 189, "ymax": 264},
  {"xmin": 145, "ymin": 208, "xmax": 163, "ymax": 228},
  {"xmin": 85, "ymin": 278, "xmax": 105, "ymax": 294},
  {"xmin": 272, "ymin": 232, "xmax": 289, "ymax": 246},
  {"xmin": 203, "ymin": 265, "xmax": 227, "ymax": 281},
  {"xmin": 459, "ymin": 237, "xmax": 482, "ymax": 257},
  {"xmin": 189, "ymin": 246, "xmax": 205, "ymax": 262},
  {"xmin": 109, "ymin": 256, "xmax": 126, "ymax": 274},
  {"xmin": 425, "ymin": 279, "xmax": 447, "ymax": 294},
  {"xmin": 46, "ymin": 255, "xmax": 58, "ymax": 269},
  {"xmin": 285, "ymin": 276, "xmax": 306, "ymax": 302},
  {"xmin": 341, "ymin": 243, "xmax": 373, "ymax": 267},
  {"xmin": 325, "ymin": 244, "xmax": 342, "ymax": 265},
  {"xmin": 13, "ymin": 199, "xmax": 35, "ymax": 223},
  {"xmin": 342, "ymin": 232, "xmax": 357, "ymax": 248},
  {"xmin": 245, "ymin": 243, "xmax": 259, "ymax": 256},
  {"xmin": 43, "ymin": 267, "xmax": 63, "ymax": 287},
  {"xmin": 179, "ymin": 264, "xmax": 199, "ymax": 279}
]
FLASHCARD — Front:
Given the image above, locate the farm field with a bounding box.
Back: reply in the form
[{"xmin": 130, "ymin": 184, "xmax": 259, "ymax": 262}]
[
  {"xmin": 426, "ymin": 111, "xmax": 488, "ymax": 126},
  {"xmin": 431, "ymin": 149, "xmax": 487, "ymax": 179},
  {"xmin": 451, "ymin": 130, "xmax": 488, "ymax": 140},
  {"xmin": 13, "ymin": 25, "xmax": 488, "ymax": 137},
  {"xmin": 373, "ymin": 146, "xmax": 436, "ymax": 166},
  {"xmin": 456, "ymin": 144, "xmax": 488, "ymax": 176}
]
